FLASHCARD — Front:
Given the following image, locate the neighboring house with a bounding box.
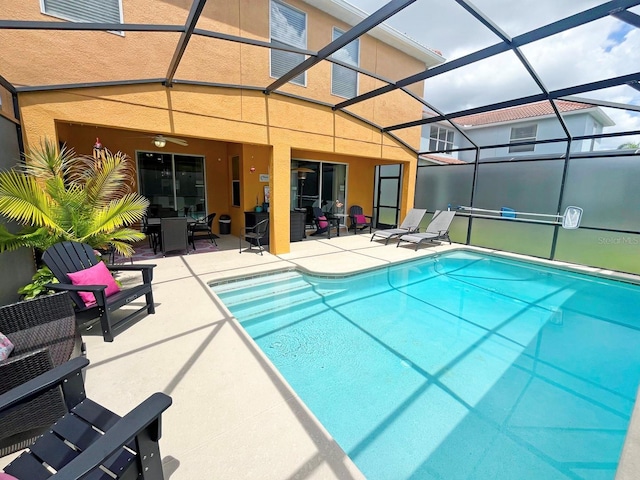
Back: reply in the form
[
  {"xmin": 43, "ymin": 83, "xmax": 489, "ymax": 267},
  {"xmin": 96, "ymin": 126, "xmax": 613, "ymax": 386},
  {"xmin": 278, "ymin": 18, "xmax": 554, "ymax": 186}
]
[
  {"xmin": 0, "ymin": 0, "xmax": 444, "ymax": 254},
  {"xmin": 420, "ymin": 100, "xmax": 615, "ymax": 163}
]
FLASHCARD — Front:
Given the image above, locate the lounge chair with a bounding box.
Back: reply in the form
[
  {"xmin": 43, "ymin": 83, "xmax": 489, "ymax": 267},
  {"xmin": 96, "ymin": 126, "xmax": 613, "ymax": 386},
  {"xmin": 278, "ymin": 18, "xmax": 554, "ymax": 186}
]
[
  {"xmin": 0, "ymin": 356, "xmax": 172, "ymax": 479},
  {"xmin": 42, "ymin": 241, "xmax": 156, "ymax": 342},
  {"xmin": 370, "ymin": 208, "xmax": 427, "ymax": 244},
  {"xmin": 396, "ymin": 210, "xmax": 456, "ymax": 250}
]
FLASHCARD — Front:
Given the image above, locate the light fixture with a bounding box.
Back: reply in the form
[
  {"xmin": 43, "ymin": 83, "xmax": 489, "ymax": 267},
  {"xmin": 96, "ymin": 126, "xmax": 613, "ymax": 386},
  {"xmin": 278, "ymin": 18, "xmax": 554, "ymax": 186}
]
[
  {"xmin": 154, "ymin": 136, "xmax": 167, "ymax": 148},
  {"xmin": 292, "ymin": 167, "xmax": 315, "ymax": 208}
]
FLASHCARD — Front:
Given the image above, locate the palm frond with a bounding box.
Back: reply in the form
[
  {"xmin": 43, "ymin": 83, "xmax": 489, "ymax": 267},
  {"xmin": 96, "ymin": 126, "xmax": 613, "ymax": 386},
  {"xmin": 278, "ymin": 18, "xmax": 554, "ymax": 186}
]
[
  {"xmin": 21, "ymin": 138, "xmax": 76, "ymax": 181},
  {"xmin": 76, "ymin": 150, "xmax": 136, "ymax": 207},
  {"xmin": 0, "ymin": 170, "xmax": 61, "ymax": 230},
  {"xmin": 87, "ymin": 194, "xmax": 149, "ymax": 235},
  {"xmin": 0, "ymin": 224, "xmax": 51, "ymax": 252}
]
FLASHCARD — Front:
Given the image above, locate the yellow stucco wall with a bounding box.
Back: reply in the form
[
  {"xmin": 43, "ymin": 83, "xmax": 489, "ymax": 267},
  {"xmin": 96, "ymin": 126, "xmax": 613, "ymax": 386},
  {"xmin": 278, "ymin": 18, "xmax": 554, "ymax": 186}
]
[
  {"xmin": 18, "ymin": 83, "xmax": 417, "ymax": 253},
  {"xmin": 1, "ymin": 0, "xmax": 434, "ymax": 149}
]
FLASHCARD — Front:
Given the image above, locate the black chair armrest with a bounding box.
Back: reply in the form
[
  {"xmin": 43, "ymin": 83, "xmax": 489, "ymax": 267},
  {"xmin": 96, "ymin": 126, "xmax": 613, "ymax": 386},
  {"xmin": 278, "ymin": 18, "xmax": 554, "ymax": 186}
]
[
  {"xmin": 46, "ymin": 283, "xmax": 107, "ymax": 293},
  {"xmin": 52, "ymin": 392, "xmax": 172, "ymax": 480},
  {"xmin": 107, "ymin": 264, "xmax": 156, "ymax": 284},
  {"xmin": 0, "ymin": 356, "xmax": 88, "ymax": 413},
  {"xmin": 106, "ymin": 264, "xmax": 156, "ymax": 272}
]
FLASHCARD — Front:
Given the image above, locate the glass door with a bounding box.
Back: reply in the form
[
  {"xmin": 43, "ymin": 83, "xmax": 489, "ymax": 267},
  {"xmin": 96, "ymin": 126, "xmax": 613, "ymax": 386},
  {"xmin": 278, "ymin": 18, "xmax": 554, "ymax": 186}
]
[
  {"xmin": 137, "ymin": 152, "xmax": 206, "ymax": 218},
  {"xmin": 374, "ymin": 164, "xmax": 402, "ymax": 228}
]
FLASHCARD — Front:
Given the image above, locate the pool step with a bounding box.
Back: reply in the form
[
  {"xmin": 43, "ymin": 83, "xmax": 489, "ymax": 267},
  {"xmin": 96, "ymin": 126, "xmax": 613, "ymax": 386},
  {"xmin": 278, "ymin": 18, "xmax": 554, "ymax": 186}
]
[
  {"xmin": 214, "ymin": 273, "xmax": 313, "ymax": 309},
  {"xmin": 227, "ymin": 286, "xmax": 322, "ymax": 323},
  {"xmin": 211, "ymin": 270, "xmax": 302, "ymax": 296}
]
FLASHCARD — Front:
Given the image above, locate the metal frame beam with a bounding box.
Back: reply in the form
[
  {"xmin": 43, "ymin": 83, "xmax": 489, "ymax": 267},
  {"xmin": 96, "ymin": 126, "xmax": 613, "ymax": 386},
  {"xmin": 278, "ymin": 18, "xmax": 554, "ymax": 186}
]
[
  {"xmin": 264, "ymin": 0, "xmax": 416, "ymax": 93},
  {"xmin": 385, "ymin": 71, "xmax": 640, "ymax": 131},
  {"xmin": 611, "ymin": 9, "xmax": 640, "ymax": 28},
  {"xmin": 165, "ymin": 0, "xmax": 208, "ymax": 87},
  {"xmin": 336, "ymin": 0, "xmax": 640, "ymax": 111},
  {"xmin": 560, "ymin": 95, "xmax": 640, "ymax": 113},
  {"xmin": 0, "ymin": 20, "xmax": 184, "ymax": 32}
]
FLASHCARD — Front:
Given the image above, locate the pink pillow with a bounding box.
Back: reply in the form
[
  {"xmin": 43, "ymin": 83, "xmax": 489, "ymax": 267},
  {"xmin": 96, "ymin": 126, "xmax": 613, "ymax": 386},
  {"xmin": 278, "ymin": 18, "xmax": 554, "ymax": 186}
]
[
  {"xmin": 355, "ymin": 214, "xmax": 367, "ymax": 224},
  {"xmin": 318, "ymin": 216, "xmax": 329, "ymax": 229},
  {"xmin": 0, "ymin": 333, "xmax": 14, "ymax": 361},
  {"xmin": 0, "ymin": 473, "xmax": 19, "ymax": 480},
  {"xmin": 67, "ymin": 262, "xmax": 120, "ymax": 307}
]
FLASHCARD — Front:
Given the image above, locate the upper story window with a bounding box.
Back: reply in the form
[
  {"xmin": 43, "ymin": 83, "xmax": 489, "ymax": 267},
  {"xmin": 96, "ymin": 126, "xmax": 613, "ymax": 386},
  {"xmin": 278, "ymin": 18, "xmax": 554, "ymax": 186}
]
[
  {"xmin": 41, "ymin": 0, "xmax": 123, "ymax": 34},
  {"xmin": 331, "ymin": 27, "xmax": 359, "ymax": 99},
  {"xmin": 509, "ymin": 124, "xmax": 537, "ymax": 153},
  {"xmin": 270, "ymin": 0, "xmax": 307, "ymax": 86},
  {"xmin": 429, "ymin": 126, "xmax": 454, "ymax": 153}
]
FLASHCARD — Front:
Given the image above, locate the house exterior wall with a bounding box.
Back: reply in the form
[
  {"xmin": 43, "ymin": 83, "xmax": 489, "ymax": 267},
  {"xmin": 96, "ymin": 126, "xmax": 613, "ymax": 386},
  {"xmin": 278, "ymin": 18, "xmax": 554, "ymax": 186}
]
[
  {"xmin": 18, "ymin": 84, "xmax": 417, "ymax": 254},
  {"xmin": 2, "ymin": 0, "xmax": 433, "ymax": 148},
  {"xmin": 2, "ymin": 0, "xmax": 435, "ymax": 254},
  {"xmin": 427, "ymin": 113, "xmax": 605, "ymax": 162}
]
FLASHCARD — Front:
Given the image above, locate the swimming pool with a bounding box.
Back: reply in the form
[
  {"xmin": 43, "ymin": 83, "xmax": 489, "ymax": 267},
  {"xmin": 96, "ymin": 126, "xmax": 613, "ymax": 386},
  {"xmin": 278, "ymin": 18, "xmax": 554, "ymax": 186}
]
[{"xmin": 211, "ymin": 250, "xmax": 640, "ymax": 480}]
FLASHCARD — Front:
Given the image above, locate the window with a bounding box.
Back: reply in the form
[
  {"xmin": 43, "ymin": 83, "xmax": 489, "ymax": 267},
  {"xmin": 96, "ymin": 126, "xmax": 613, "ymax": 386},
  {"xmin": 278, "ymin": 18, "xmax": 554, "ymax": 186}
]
[
  {"xmin": 331, "ymin": 27, "xmax": 359, "ymax": 99},
  {"xmin": 42, "ymin": 0, "xmax": 122, "ymax": 24},
  {"xmin": 429, "ymin": 126, "xmax": 455, "ymax": 153},
  {"xmin": 509, "ymin": 124, "xmax": 537, "ymax": 153},
  {"xmin": 231, "ymin": 156, "xmax": 241, "ymax": 207},
  {"xmin": 270, "ymin": 0, "xmax": 307, "ymax": 86}
]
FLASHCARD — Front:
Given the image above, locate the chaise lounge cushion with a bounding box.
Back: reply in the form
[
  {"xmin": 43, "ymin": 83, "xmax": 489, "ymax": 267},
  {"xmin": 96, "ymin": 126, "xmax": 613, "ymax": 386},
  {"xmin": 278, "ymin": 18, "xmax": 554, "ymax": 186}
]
[{"xmin": 67, "ymin": 261, "xmax": 121, "ymax": 307}]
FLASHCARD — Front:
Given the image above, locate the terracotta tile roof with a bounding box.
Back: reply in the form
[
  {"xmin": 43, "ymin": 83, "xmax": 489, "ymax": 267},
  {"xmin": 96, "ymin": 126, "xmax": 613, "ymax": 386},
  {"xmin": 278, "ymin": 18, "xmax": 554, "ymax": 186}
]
[
  {"xmin": 419, "ymin": 154, "xmax": 467, "ymax": 165},
  {"xmin": 451, "ymin": 100, "xmax": 593, "ymax": 127}
]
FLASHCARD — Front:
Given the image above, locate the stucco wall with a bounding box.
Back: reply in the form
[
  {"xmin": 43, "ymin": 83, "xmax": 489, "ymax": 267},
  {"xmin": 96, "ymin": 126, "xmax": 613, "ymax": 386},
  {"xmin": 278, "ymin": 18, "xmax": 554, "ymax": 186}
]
[
  {"xmin": 18, "ymin": 83, "xmax": 416, "ymax": 253},
  {"xmin": 2, "ymin": 0, "xmax": 431, "ymax": 150}
]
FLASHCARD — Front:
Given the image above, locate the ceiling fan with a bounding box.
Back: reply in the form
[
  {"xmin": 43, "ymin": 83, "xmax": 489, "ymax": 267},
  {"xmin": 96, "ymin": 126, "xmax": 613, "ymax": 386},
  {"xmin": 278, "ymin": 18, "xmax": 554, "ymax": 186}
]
[{"xmin": 147, "ymin": 134, "xmax": 188, "ymax": 148}]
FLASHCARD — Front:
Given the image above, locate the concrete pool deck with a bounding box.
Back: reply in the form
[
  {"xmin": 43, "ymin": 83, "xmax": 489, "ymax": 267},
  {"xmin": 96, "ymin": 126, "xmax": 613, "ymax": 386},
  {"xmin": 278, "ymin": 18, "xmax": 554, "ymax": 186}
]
[{"xmin": 1, "ymin": 233, "xmax": 638, "ymax": 479}]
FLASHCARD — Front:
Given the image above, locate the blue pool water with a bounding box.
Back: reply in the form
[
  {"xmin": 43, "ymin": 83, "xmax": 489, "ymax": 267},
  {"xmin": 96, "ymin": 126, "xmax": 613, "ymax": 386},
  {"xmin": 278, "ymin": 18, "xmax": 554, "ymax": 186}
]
[{"xmin": 211, "ymin": 250, "xmax": 640, "ymax": 480}]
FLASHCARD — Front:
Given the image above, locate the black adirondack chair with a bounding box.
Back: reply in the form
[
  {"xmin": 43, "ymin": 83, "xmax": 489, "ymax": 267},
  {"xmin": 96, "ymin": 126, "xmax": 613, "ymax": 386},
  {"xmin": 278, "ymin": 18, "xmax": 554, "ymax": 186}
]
[
  {"xmin": 0, "ymin": 357, "xmax": 172, "ymax": 480},
  {"xmin": 42, "ymin": 241, "xmax": 156, "ymax": 342}
]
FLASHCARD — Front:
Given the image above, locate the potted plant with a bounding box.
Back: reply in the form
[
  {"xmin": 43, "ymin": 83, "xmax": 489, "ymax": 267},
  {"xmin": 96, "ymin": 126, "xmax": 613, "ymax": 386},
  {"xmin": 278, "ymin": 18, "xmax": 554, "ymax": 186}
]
[{"xmin": 0, "ymin": 138, "xmax": 149, "ymax": 260}]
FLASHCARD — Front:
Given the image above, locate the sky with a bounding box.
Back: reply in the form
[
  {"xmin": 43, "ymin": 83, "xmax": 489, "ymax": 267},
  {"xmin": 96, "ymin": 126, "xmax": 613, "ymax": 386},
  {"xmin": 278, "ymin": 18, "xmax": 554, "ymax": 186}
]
[{"xmin": 346, "ymin": 0, "xmax": 640, "ymax": 149}]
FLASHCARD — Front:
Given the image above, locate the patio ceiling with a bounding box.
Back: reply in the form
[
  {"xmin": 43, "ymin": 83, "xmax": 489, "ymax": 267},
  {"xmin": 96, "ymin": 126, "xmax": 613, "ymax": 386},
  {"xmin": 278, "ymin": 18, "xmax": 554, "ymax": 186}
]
[{"xmin": 1, "ymin": 0, "xmax": 639, "ymax": 155}]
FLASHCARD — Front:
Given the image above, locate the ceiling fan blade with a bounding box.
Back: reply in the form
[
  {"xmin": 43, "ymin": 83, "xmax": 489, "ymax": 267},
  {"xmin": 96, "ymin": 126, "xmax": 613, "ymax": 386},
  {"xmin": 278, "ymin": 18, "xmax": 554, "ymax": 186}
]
[{"xmin": 164, "ymin": 136, "xmax": 188, "ymax": 146}]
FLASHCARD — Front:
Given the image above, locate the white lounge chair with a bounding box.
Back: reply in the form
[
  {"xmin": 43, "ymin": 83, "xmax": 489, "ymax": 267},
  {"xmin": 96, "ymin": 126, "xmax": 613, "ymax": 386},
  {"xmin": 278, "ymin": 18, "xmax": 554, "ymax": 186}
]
[
  {"xmin": 370, "ymin": 208, "xmax": 427, "ymax": 245},
  {"xmin": 397, "ymin": 210, "xmax": 456, "ymax": 250}
]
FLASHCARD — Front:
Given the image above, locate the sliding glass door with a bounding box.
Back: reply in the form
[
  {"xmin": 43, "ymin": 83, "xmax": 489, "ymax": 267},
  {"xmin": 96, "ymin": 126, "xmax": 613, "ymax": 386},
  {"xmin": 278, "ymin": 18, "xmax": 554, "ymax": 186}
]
[
  {"xmin": 137, "ymin": 152, "xmax": 206, "ymax": 218},
  {"xmin": 291, "ymin": 160, "xmax": 347, "ymax": 217}
]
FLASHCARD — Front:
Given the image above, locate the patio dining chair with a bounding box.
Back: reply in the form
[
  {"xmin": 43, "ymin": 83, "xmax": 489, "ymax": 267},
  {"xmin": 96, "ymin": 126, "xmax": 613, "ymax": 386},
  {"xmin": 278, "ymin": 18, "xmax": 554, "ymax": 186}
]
[
  {"xmin": 0, "ymin": 356, "xmax": 172, "ymax": 480},
  {"xmin": 42, "ymin": 241, "xmax": 156, "ymax": 342},
  {"xmin": 240, "ymin": 218, "xmax": 269, "ymax": 255},
  {"xmin": 160, "ymin": 217, "xmax": 189, "ymax": 256},
  {"xmin": 189, "ymin": 212, "xmax": 218, "ymax": 249}
]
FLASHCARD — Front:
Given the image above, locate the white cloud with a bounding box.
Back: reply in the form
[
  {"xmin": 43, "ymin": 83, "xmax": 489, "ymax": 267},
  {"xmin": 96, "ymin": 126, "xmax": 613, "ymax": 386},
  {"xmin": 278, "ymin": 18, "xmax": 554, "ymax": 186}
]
[{"xmin": 347, "ymin": 0, "xmax": 640, "ymax": 140}]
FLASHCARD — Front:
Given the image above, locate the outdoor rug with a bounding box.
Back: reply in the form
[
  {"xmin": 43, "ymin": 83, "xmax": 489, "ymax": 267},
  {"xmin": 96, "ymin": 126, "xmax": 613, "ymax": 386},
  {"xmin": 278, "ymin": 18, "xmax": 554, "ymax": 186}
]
[{"xmin": 114, "ymin": 238, "xmax": 219, "ymax": 263}]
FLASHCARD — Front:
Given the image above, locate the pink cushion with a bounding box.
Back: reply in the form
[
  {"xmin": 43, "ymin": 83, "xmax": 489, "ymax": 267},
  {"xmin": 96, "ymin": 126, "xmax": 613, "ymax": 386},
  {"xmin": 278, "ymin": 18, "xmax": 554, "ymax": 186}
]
[
  {"xmin": 354, "ymin": 214, "xmax": 367, "ymax": 224},
  {"xmin": 318, "ymin": 216, "xmax": 329, "ymax": 229},
  {"xmin": 0, "ymin": 332, "xmax": 14, "ymax": 361},
  {"xmin": 0, "ymin": 473, "xmax": 20, "ymax": 480},
  {"xmin": 67, "ymin": 262, "xmax": 120, "ymax": 307}
]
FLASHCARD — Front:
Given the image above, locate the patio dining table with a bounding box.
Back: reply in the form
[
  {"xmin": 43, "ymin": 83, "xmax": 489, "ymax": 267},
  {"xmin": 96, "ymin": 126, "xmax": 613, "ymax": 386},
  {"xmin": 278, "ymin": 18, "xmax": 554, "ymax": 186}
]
[{"xmin": 146, "ymin": 217, "xmax": 199, "ymax": 252}]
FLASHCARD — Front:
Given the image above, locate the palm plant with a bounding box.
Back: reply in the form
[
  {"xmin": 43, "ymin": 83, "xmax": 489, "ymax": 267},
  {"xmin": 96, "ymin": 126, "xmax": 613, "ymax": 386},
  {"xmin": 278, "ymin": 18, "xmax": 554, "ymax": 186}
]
[
  {"xmin": 617, "ymin": 141, "xmax": 640, "ymax": 150},
  {"xmin": 0, "ymin": 138, "xmax": 148, "ymax": 257}
]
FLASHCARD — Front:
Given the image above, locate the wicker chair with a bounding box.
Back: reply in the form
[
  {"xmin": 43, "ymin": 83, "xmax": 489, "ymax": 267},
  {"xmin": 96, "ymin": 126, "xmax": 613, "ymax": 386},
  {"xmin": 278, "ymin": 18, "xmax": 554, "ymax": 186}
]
[{"xmin": 0, "ymin": 292, "xmax": 84, "ymax": 457}]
